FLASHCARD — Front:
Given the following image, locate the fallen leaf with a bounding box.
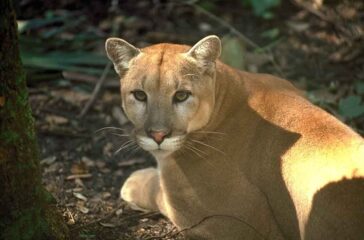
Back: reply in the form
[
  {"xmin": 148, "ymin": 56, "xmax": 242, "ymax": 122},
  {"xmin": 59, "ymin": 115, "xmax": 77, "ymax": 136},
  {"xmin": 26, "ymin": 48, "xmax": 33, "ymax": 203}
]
[
  {"xmin": 71, "ymin": 161, "xmax": 88, "ymax": 175},
  {"xmin": 73, "ymin": 192, "xmax": 87, "ymax": 201},
  {"xmin": 286, "ymin": 21, "xmax": 310, "ymax": 32},
  {"xmin": 99, "ymin": 222, "xmax": 116, "ymax": 228},
  {"xmin": 115, "ymin": 169, "xmax": 124, "ymax": 176},
  {"xmin": 100, "ymin": 168, "xmax": 111, "ymax": 173},
  {"xmin": 40, "ymin": 156, "xmax": 57, "ymax": 165},
  {"xmin": 66, "ymin": 173, "xmax": 92, "ymax": 180},
  {"xmin": 95, "ymin": 160, "xmax": 106, "ymax": 168},
  {"xmin": 43, "ymin": 162, "xmax": 61, "ymax": 173},
  {"xmin": 103, "ymin": 142, "xmax": 114, "ymax": 157},
  {"xmin": 115, "ymin": 208, "xmax": 123, "ymax": 216},
  {"xmin": 117, "ymin": 158, "xmax": 145, "ymax": 167},
  {"xmin": 81, "ymin": 156, "xmax": 95, "ymax": 167},
  {"xmin": 72, "ymin": 187, "xmax": 83, "ymax": 192},
  {"xmin": 75, "ymin": 178, "xmax": 85, "ymax": 187},
  {"xmin": 78, "ymin": 205, "xmax": 90, "ymax": 214},
  {"xmin": 64, "ymin": 208, "xmax": 76, "ymax": 225},
  {"xmin": 102, "ymin": 192, "xmax": 111, "ymax": 199},
  {"xmin": 50, "ymin": 89, "xmax": 90, "ymax": 106},
  {"xmin": 45, "ymin": 115, "xmax": 69, "ymax": 125}
]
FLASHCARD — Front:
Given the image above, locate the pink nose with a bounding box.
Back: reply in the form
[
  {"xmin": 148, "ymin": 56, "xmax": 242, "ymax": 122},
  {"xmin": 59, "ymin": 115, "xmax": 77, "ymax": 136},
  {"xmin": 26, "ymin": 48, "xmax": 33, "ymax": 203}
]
[{"xmin": 149, "ymin": 131, "xmax": 168, "ymax": 144}]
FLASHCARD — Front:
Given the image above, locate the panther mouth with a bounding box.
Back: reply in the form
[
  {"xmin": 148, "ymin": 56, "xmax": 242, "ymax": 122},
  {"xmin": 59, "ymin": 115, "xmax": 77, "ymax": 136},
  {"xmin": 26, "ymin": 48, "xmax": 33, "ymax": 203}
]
[{"xmin": 136, "ymin": 135, "xmax": 185, "ymax": 154}]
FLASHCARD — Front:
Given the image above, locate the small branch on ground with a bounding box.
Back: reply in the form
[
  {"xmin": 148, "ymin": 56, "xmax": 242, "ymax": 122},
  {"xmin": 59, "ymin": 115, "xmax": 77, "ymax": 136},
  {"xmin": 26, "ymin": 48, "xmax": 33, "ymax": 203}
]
[
  {"xmin": 66, "ymin": 174, "xmax": 92, "ymax": 180},
  {"xmin": 78, "ymin": 62, "xmax": 112, "ymax": 118},
  {"xmin": 78, "ymin": 0, "xmax": 122, "ymax": 118},
  {"xmin": 70, "ymin": 210, "xmax": 160, "ymax": 232},
  {"xmin": 144, "ymin": 214, "xmax": 267, "ymax": 240}
]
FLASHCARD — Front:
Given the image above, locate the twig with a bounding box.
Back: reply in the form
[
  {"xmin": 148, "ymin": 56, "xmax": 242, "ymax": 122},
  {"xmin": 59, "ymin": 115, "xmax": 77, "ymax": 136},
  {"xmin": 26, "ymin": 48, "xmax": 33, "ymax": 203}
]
[
  {"xmin": 66, "ymin": 174, "xmax": 92, "ymax": 180},
  {"xmin": 78, "ymin": 62, "xmax": 112, "ymax": 118},
  {"xmin": 144, "ymin": 214, "xmax": 267, "ymax": 240},
  {"xmin": 114, "ymin": 212, "xmax": 161, "ymax": 227},
  {"xmin": 70, "ymin": 206, "xmax": 120, "ymax": 232},
  {"xmin": 78, "ymin": 0, "xmax": 122, "ymax": 118},
  {"xmin": 70, "ymin": 210, "xmax": 160, "ymax": 232}
]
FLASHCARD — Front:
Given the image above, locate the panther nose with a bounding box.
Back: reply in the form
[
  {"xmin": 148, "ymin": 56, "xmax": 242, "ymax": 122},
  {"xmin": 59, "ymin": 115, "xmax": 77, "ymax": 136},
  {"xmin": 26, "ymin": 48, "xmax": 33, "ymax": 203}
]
[{"xmin": 148, "ymin": 130, "xmax": 170, "ymax": 144}]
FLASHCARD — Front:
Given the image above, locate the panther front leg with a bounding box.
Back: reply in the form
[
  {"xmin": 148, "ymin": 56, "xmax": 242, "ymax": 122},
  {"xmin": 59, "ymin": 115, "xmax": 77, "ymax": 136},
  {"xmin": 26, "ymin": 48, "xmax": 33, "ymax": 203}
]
[{"xmin": 121, "ymin": 167, "xmax": 165, "ymax": 213}]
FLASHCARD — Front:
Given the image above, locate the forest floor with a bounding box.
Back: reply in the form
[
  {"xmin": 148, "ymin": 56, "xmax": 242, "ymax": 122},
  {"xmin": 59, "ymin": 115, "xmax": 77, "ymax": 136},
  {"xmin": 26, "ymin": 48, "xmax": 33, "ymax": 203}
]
[{"xmin": 18, "ymin": 0, "xmax": 364, "ymax": 239}]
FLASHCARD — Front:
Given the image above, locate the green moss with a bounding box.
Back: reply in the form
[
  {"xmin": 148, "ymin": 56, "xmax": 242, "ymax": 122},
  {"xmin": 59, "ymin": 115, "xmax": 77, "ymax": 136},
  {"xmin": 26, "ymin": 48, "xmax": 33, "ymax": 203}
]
[
  {"xmin": 2, "ymin": 207, "xmax": 43, "ymax": 240},
  {"xmin": 2, "ymin": 205, "xmax": 66, "ymax": 240},
  {"xmin": 35, "ymin": 185, "xmax": 56, "ymax": 204},
  {"xmin": 15, "ymin": 70, "xmax": 25, "ymax": 85},
  {"xmin": 0, "ymin": 130, "xmax": 20, "ymax": 144}
]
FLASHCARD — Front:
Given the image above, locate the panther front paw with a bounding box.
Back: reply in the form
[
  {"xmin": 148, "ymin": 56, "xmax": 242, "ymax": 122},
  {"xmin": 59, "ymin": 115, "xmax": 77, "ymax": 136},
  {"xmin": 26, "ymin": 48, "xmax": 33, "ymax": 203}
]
[{"xmin": 120, "ymin": 168, "xmax": 157, "ymax": 212}]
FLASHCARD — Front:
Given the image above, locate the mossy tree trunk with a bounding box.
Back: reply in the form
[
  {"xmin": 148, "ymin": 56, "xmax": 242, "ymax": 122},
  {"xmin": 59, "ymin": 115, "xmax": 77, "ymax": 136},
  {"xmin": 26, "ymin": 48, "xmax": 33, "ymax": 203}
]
[{"xmin": 0, "ymin": 0, "xmax": 69, "ymax": 239}]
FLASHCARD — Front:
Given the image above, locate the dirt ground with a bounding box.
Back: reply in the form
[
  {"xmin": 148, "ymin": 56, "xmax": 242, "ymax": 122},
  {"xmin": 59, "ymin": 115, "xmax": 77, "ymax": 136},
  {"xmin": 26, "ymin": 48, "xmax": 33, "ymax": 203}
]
[{"xmin": 19, "ymin": 0, "xmax": 364, "ymax": 239}]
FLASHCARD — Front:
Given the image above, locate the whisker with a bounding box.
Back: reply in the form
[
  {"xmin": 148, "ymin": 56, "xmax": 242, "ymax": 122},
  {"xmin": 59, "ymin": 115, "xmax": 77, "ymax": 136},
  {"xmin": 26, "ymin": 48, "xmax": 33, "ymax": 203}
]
[
  {"xmin": 193, "ymin": 131, "xmax": 226, "ymax": 135},
  {"xmin": 127, "ymin": 145, "xmax": 142, "ymax": 156},
  {"xmin": 115, "ymin": 143, "xmax": 135, "ymax": 155},
  {"xmin": 184, "ymin": 143, "xmax": 219, "ymax": 169},
  {"xmin": 184, "ymin": 144, "xmax": 205, "ymax": 159},
  {"xmin": 184, "ymin": 143, "xmax": 201, "ymax": 156},
  {"xmin": 185, "ymin": 142, "xmax": 208, "ymax": 156},
  {"xmin": 110, "ymin": 133, "xmax": 130, "ymax": 138},
  {"xmin": 190, "ymin": 139, "xmax": 226, "ymax": 156},
  {"xmin": 114, "ymin": 140, "xmax": 135, "ymax": 155},
  {"xmin": 95, "ymin": 126, "xmax": 127, "ymax": 134}
]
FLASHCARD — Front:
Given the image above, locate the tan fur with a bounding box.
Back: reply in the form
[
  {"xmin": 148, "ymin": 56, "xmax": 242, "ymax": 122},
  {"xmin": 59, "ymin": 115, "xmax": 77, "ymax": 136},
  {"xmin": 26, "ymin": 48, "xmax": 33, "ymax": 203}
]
[{"xmin": 106, "ymin": 36, "xmax": 364, "ymax": 240}]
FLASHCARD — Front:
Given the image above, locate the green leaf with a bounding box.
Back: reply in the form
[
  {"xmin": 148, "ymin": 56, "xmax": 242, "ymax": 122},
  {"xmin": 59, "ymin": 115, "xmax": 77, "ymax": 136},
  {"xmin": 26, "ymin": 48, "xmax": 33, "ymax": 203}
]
[
  {"xmin": 17, "ymin": 16, "xmax": 66, "ymax": 34},
  {"xmin": 220, "ymin": 36, "xmax": 246, "ymax": 70},
  {"xmin": 198, "ymin": 0, "xmax": 218, "ymax": 11},
  {"xmin": 20, "ymin": 51, "xmax": 108, "ymax": 75},
  {"xmin": 355, "ymin": 82, "xmax": 364, "ymax": 95},
  {"xmin": 249, "ymin": 0, "xmax": 281, "ymax": 16},
  {"xmin": 261, "ymin": 28, "xmax": 280, "ymax": 39},
  {"xmin": 338, "ymin": 95, "xmax": 364, "ymax": 119}
]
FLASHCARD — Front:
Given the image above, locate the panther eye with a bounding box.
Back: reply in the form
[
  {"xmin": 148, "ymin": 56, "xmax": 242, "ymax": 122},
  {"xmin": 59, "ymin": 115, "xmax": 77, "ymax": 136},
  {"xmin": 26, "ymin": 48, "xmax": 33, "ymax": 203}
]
[
  {"xmin": 132, "ymin": 90, "xmax": 147, "ymax": 102},
  {"xmin": 173, "ymin": 91, "xmax": 191, "ymax": 103}
]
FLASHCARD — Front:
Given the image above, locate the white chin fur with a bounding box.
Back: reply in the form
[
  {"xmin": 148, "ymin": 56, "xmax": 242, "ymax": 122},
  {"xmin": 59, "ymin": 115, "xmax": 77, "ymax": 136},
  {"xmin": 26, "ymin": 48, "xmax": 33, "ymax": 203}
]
[{"xmin": 136, "ymin": 135, "xmax": 184, "ymax": 154}]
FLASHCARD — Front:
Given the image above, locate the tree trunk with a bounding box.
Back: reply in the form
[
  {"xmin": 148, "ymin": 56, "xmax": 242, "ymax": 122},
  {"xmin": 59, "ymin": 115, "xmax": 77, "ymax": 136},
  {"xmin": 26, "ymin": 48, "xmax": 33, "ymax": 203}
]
[{"xmin": 0, "ymin": 0, "xmax": 69, "ymax": 239}]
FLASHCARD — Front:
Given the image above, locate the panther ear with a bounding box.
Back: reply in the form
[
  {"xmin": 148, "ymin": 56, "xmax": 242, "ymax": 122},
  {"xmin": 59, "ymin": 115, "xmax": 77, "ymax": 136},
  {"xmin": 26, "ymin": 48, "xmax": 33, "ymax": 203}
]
[
  {"xmin": 187, "ymin": 35, "xmax": 221, "ymax": 69},
  {"xmin": 105, "ymin": 38, "xmax": 141, "ymax": 76}
]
